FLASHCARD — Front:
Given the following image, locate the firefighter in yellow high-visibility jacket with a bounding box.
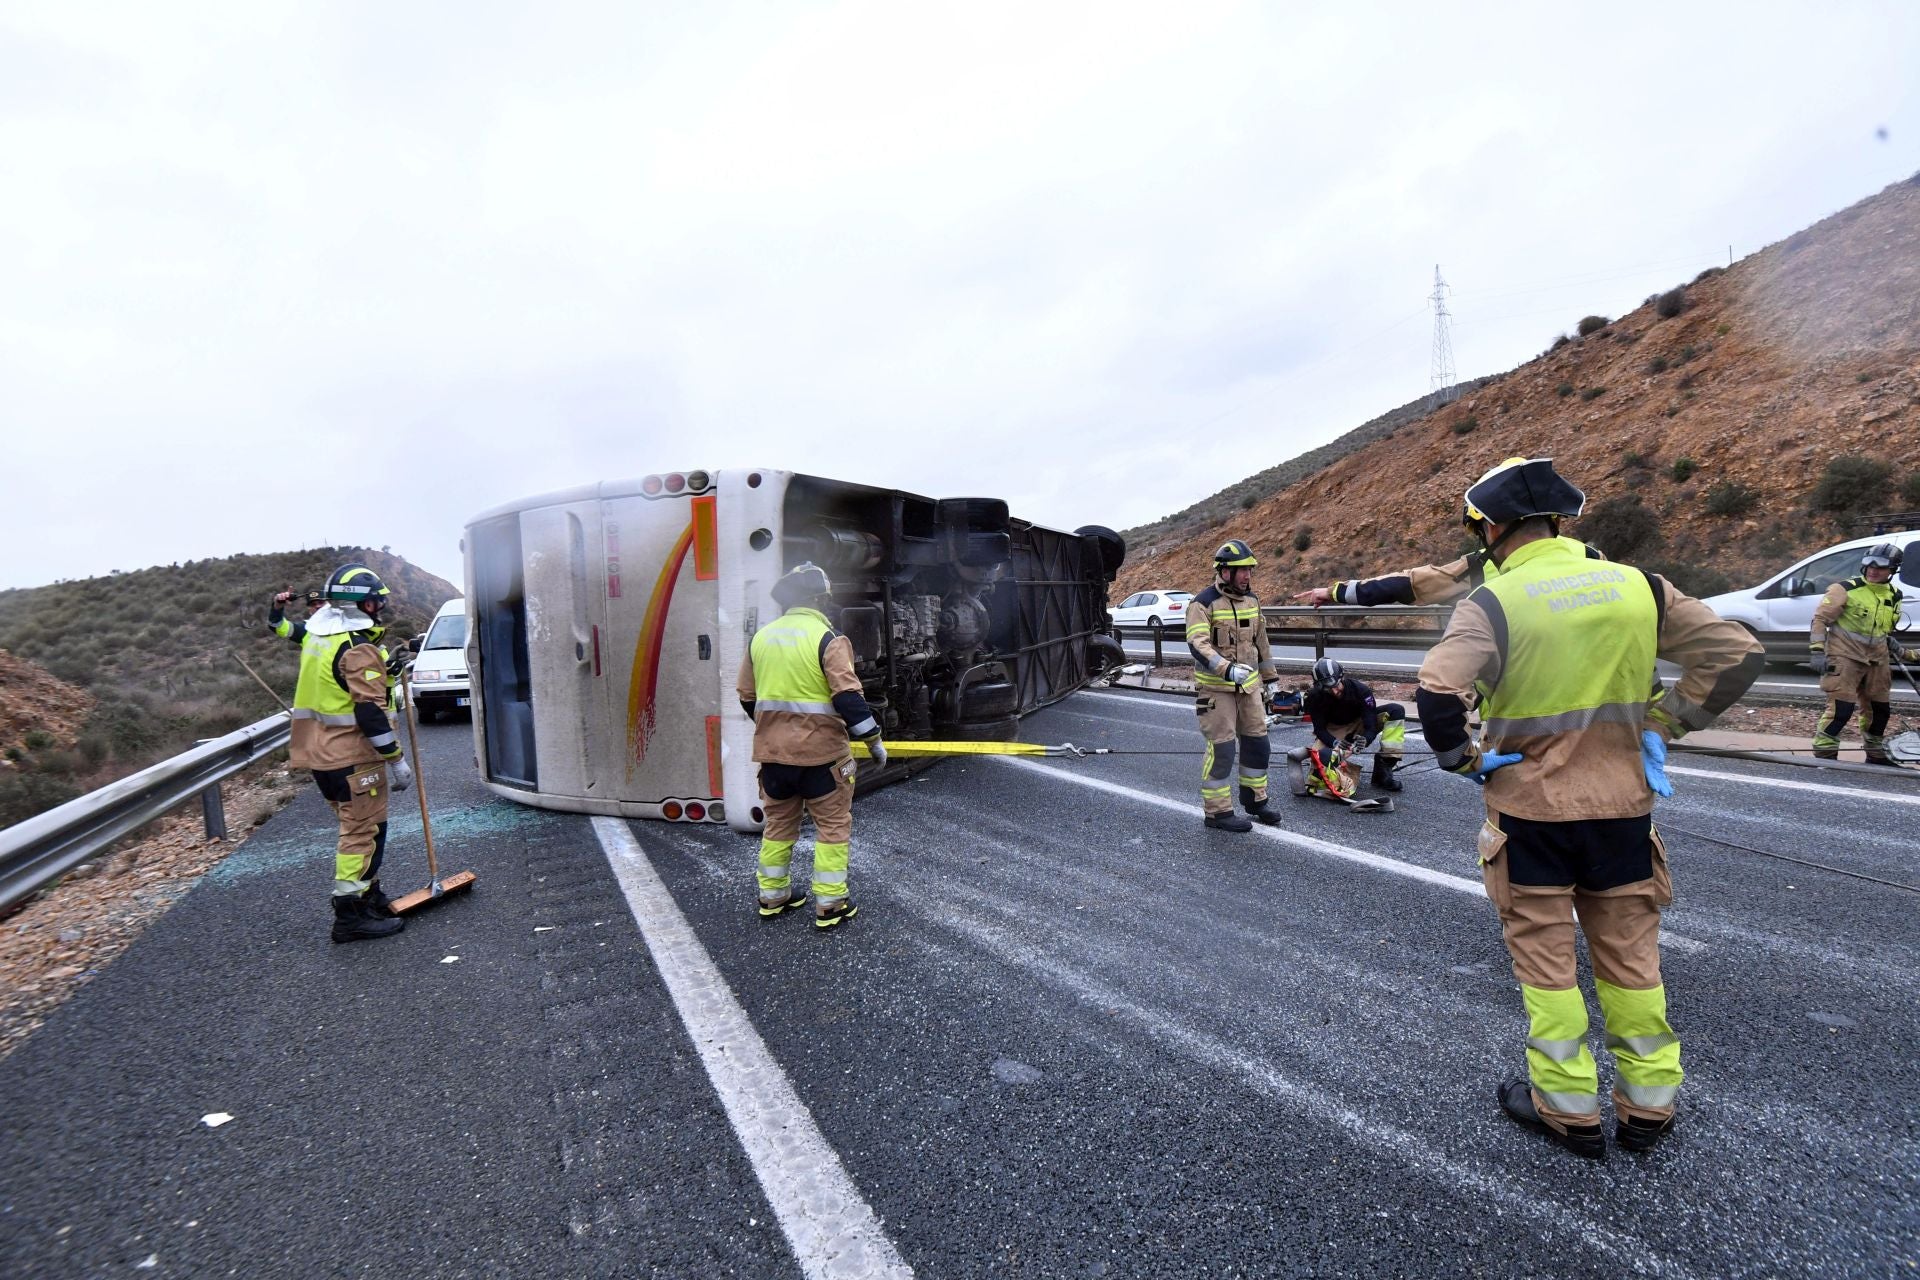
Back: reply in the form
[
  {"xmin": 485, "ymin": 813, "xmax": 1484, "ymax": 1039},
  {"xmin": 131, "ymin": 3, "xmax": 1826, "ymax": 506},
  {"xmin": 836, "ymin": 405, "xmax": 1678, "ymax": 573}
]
[
  {"xmin": 1810, "ymin": 543, "xmax": 1919, "ymax": 763},
  {"xmin": 736, "ymin": 563, "xmax": 888, "ymax": 929},
  {"xmin": 290, "ymin": 564, "xmax": 415, "ymax": 944},
  {"xmin": 1416, "ymin": 458, "xmax": 1762, "ymax": 1158},
  {"xmin": 1186, "ymin": 540, "xmax": 1282, "ymax": 832}
]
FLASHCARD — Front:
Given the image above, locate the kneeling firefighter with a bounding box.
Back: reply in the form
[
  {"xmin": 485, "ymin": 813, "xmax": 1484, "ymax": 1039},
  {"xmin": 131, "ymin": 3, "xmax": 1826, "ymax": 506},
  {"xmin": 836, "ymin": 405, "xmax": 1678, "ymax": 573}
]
[
  {"xmin": 1186, "ymin": 540, "xmax": 1282, "ymax": 832},
  {"xmin": 1810, "ymin": 542, "xmax": 1919, "ymax": 764},
  {"xmin": 290, "ymin": 563, "xmax": 416, "ymax": 944},
  {"xmin": 1302, "ymin": 657, "xmax": 1407, "ymax": 792}
]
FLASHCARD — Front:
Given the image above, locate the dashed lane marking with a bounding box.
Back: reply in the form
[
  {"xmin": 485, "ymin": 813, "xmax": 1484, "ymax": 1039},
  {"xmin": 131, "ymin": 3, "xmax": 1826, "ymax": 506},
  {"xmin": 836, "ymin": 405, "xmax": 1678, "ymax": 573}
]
[
  {"xmin": 997, "ymin": 757, "xmax": 1708, "ymax": 953},
  {"xmin": 591, "ymin": 817, "xmax": 914, "ymax": 1280}
]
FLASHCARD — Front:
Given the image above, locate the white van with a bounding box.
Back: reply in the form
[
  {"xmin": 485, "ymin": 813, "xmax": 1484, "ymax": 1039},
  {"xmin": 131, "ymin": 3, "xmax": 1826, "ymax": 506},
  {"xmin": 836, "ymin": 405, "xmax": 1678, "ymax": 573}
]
[
  {"xmin": 1702, "ymin": 531, "xmax": 1919, "ymax": 664},
  {"xmin": 409, "ymin": 598, "xmax": 472, "ymax": 721}
]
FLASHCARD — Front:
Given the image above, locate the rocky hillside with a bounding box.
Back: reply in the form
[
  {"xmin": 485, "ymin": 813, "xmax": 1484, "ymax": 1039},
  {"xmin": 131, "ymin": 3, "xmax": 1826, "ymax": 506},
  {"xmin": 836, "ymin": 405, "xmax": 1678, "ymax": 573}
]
[
  {"xmin": 1119, "ymin": 174, "xmax": 1920, "ymax": 601},
  {"xmin": 0, "ymin": 651, "xmax": 92, "ymax": 758}
]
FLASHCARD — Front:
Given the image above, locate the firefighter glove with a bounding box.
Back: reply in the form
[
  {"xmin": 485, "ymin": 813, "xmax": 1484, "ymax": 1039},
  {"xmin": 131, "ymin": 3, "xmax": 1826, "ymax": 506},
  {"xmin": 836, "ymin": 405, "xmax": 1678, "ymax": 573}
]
[
  {"xmin": 1808, "ymin": 644, "xmax": 1827, "ymax": 676},
  {"xmin": 1454, "ymin": 750, "xmax": 1523, "ymax": 785},
  {"xmin": 1640, "ymin": 730, "xmax": 1673, "ymax": 798},
  {"xmin": 864, "ymin": 736, "xmax": 888, "ymax": 768},
  {"xmin": 387, "ymin": 756, "xmax": 414, "ymax": 792},
  {"xmin": 1225, "ymin": 663, "xmax": 1259, "ymax": 692}
]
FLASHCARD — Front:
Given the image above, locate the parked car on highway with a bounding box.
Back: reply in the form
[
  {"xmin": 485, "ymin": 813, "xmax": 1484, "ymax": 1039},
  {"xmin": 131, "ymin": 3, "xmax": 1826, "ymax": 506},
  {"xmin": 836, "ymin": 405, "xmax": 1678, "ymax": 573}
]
[
  {"xmin": 1110, "ymin": 590, "xmax": 1192, "ymax": 629},
  {"xmin": 409, "ymin": 598, "xmax": 471, "ymax": 721},
  {"xmin": 1702, "ymin": 531, "xmax": 1919, "ymax": 665}
]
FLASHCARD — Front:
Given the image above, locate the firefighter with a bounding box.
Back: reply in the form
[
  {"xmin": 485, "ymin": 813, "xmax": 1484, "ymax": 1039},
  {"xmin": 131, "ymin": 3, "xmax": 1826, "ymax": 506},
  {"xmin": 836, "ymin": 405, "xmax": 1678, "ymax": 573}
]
[
  {"xmin": 1187, "ymin": 540, "xmax": 1283, "ymax": 831},
  {"xmin": 737, "ymin": 563, "xmax": 887, "ymax": 929},
  {"xmin": 1302, "ymin": 658, "xmax": 1407, "ymax": 792},
  {"xmin": 1415, "ymin": 458, "xmax": 1762, "ymax": 1158},
  {"xmin": 290, "ymin": 563, "xmax": 415, "ymax": 944},
  {"xmin": 1810, "ymin": 543, "xmax": 1918, "ymax": 764}
]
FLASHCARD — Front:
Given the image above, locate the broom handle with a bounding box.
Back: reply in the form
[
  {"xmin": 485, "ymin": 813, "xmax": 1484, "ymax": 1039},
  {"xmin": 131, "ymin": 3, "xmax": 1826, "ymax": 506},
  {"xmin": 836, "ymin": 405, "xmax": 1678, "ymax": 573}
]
[{"xmin": 399, "ymin": 668, "xmax": 439, "ymax": 881}]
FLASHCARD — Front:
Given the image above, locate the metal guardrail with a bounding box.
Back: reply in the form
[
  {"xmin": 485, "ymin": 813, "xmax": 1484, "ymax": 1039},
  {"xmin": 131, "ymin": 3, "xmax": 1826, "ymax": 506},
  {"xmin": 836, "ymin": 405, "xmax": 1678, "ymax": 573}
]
[
  {"xmin": 1115, "ymin": 604, "xmax": 1453, "ymax": 666},
  {"xmin": 0, "ymin": 712, "xmax": 291, "ymax": 912}
]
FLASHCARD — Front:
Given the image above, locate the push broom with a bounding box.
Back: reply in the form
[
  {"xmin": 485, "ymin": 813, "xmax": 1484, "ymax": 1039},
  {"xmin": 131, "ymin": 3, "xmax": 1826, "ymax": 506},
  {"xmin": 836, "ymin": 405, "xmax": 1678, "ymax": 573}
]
[{"xmin": 387, "ymin": 666, "xmax": 477, "ymax": 914}]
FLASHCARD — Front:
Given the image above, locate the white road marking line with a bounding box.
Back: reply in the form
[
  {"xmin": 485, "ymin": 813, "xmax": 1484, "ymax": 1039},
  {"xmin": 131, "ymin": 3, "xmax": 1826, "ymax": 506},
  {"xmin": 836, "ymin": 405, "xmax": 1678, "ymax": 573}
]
[
  {"xmin": 591, "ymin": 817, "xmax": 913, "ymax": 1280},
  {"xmin": 997, "ymin": 757, "xmax": 1708, "ymax": 954},
  {"xmin": 1666, "ymin": 764, "xmax": 1920, "ymax": 806}
]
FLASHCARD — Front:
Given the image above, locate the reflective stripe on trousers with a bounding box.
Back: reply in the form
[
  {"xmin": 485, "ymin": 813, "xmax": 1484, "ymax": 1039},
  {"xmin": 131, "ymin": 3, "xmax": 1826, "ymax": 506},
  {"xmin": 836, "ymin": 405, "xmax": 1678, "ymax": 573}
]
[
  {"xmin": 1521, "ymin": 984, "xmax": 1600, "ymax": 1117},
  {"xmin": 1596, "ymin": 977, "xmax": 1682, "ymax": 1115}
]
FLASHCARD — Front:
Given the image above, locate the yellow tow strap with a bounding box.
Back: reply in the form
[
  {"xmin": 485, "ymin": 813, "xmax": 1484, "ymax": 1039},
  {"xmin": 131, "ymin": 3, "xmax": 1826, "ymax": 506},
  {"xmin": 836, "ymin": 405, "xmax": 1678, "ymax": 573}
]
[{"xmin": 850, "ymin": 739, "xmax": 1099, "ymax": 758}]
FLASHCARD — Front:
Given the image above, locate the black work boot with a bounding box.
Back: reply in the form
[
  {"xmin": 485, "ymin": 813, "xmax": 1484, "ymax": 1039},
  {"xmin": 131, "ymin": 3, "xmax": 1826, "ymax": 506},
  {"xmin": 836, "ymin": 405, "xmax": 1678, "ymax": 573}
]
[
  {"xmin": 1616, "ymin": 1111, "xmax": 1676, "ymax": 1153},
  {"xmin": 1204, "ymin": 811, "xmax": 1254, "ymax": 833},
  {"xmin": 1238, "ymin": 787, "xmax": 1283, "ymax": 826},
  {"xmin": 364, "ymin": 879, "xmax": 397, "ymax": 919},
  {"xmin": 1812, "ymin": 746, "xmax": 1839, "ymax": 761},
  {"xmin": 1371, "ymin": 757, "xmax": 1403, "ymax": 792},
  {"xmin": 331, "ymin": 894, "xmax": 405, "ymax": 944},
  {"xmin": 1497, "ymin": 1079, "xmax": 1605, "ymax": 1161}
]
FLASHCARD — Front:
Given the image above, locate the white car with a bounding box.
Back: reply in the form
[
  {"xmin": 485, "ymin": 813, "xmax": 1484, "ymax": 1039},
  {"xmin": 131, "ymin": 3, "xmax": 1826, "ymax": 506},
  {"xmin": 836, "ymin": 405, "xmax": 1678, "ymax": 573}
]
[
  {"xmin": 1110, "ymin": 589, "xmax": 1194, "ymax": 630},
  {"xmin": 1702, "ymin": 531, "xmax": 1919, "ymax": 664},
  {"xmin": 409, "ymin": 598, "xmax": 472, "ymax": 721}
]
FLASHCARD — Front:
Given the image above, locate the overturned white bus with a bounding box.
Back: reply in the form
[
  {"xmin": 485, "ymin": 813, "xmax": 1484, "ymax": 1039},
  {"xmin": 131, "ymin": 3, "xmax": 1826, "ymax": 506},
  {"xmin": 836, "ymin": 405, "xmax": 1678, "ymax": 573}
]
[{"xmin": 461, "ymin": 469, "xmax": 1125, "ymax": 833}]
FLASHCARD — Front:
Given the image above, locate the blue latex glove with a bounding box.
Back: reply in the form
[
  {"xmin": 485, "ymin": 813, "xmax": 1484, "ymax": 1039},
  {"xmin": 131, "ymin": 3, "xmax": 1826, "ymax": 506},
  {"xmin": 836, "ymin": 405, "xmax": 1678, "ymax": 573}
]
[
  {"xmin": 1457, "ymin": 751, "xmax": 1523, "ymax": 785},
  {"xmin": 1641, "ymin": 729, "xmax": 1673, "ymax": 798}
]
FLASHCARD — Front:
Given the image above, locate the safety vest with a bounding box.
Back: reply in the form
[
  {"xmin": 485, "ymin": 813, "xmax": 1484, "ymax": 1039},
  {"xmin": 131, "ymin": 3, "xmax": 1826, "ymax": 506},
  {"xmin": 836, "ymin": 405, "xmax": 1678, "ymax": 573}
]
[
  {"xmin": 1188, "ymin": 587, "xmax": 1264, "ymax": 689},
  {"xmin": 749, "ymin": 607, "xmax": 838, "ymax": 722},
  {"xmin": 1468, "ymin": 536, "xmax": 1597, "ymax": 589},
  {"xmin": 1831, "ymin": 577, "xmax": 1903, "ymax": 646},
  {"xmin": 1474, "ymin": 539, "xmax": 1659, "ymax": 743}
]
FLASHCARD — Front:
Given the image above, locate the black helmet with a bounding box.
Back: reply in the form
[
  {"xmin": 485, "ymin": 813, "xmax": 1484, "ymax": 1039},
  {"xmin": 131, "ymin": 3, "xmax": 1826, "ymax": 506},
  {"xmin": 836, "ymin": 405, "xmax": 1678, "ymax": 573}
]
[
  {"xmin": 1311, "ymin": 657, "xmax": 1344, "ymax": 690},
  {"xmin": 771, "ymin": 562, "xmax": 833, "ymax": 610},
  {"xmin": 324, "ymin": 563, "xmax": 391, "ymax": 611},
  {"xmin": 1462, "ymin": 457, "xmax": 1586, "ymax": 528},
  {"xmin": 303, "ymin": 588, "xmax": 325, "ymax": 607},
  {"xmin": 1862, "ymin": 543, "xmax": 1904, "ymax": 571},
  {"xmin": 1213, "ymin": 539, "xmax": 1258, "ymax": 569}
]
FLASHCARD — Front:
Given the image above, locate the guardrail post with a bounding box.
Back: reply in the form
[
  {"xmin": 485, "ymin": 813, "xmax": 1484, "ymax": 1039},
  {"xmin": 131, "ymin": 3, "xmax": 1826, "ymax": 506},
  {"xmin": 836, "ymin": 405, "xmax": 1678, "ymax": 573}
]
[
  {"xmin": 200, "ymin": 784, "xmax": 228, "ymax": 842},
  {"xmin": 1152, "ymin": 620, "xmax": 1164, "ymax": 667}
]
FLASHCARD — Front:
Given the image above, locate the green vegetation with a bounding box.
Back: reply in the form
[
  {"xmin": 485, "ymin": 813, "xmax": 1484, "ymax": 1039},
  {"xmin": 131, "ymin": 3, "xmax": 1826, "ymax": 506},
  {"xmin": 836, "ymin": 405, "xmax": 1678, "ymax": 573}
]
[
  {"xmin": 1704, "ymin": 480, "xmax": 1757, "ymax": 516},
  {"xmin": 1811, "ymin": 455, "xmax": 1896, "ymax": 519},
  {"xmin": 1452, "ymin": 416, "xmax": 1478, "ymax": 435},
  {"xmin": 1556, "ymin": 381, "xmax": 1575, "ymax": 397},
  {"xmin": 1577, "ymin": 315, "xmax": 1609, "ymax": 337},
  {"xmin": 1647, "ymin": 356, "xmax": 1669, "ymax": 374},
  {"xmin": 1655, "ymin": 288, "xmax": 1686, "ymax": 319},
  {"xmin": 1903, "ymin": 471, "xmax": 1920, "ymax": 509},
  {"xmin": 1292, "ymin": 527, "xmax": 1314, "ymax": 553},
  {"xmin": 1577, "ymin": 495, "xmax": 1663, "ymax": 562},
  {"xmin": 1579, "ymin": 387, "xmax": 1606, "ymax": 402},
  {"xmin": 1669, "ymin": 458, "xmax": 1698, "ymax": 483}
]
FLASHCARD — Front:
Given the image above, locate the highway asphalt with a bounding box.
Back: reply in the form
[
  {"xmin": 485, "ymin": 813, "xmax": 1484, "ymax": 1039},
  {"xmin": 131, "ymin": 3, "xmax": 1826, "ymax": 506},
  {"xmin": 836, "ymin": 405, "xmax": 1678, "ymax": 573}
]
[{"xmin": 1, "ymin": 693, "xmax": 1915, "ymax": 1278}]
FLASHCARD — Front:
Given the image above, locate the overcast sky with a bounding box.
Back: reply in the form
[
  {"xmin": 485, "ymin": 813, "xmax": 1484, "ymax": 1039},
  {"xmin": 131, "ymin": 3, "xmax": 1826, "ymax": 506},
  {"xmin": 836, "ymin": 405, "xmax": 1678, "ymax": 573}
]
[{"xmin": 3, "ymin": 1, "xmax": 1916, "ymax": 591}]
